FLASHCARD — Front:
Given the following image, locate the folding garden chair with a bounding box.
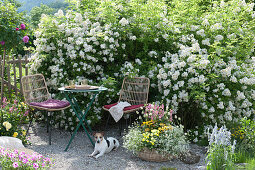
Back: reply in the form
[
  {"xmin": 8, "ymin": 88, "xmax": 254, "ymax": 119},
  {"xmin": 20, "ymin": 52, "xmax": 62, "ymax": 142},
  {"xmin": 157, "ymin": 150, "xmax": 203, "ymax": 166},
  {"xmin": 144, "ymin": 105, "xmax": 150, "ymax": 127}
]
[
  {"xmin": 103, "ymin": 77, "xmax": 150, "ymax": 134},
  {"xmin": 21, "ymin": 74, "xmax": 70, "ymax": 145}
]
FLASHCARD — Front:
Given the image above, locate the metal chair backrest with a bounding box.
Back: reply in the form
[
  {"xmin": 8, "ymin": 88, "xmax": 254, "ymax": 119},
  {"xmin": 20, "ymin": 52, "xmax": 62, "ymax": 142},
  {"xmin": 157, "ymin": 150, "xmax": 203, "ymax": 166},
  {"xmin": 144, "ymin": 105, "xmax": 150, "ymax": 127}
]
[
  {"xmin": 118, "ymin": 77, "xmax": 150, "ymax": 105},
  {"xmin": 21, "ymin": 74, "xmax": 50, "ymax": 105}
]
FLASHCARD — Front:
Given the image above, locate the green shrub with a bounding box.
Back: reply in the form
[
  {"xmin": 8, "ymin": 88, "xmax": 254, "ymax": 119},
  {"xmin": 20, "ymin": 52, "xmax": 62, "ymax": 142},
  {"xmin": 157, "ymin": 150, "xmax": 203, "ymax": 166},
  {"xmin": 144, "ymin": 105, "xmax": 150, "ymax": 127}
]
[
  {"xmin": 236, "ymin": 118, "xmax": 255, "ymax": 155},
  {"xmin": 31, "ymin": 0, "xmax": 255, "ymax": 139}
]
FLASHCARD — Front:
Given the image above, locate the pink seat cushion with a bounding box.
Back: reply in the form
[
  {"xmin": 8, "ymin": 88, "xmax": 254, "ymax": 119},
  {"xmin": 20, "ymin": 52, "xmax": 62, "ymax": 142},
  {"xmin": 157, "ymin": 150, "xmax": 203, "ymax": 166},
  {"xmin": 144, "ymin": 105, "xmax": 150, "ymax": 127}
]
[
  {"xmin": 103, "ymin": 103, "xmax": 144, "ymax": 111},
  {"xmin": 30, "ymin": 99, "xmax": 70, "ymax": 109}
]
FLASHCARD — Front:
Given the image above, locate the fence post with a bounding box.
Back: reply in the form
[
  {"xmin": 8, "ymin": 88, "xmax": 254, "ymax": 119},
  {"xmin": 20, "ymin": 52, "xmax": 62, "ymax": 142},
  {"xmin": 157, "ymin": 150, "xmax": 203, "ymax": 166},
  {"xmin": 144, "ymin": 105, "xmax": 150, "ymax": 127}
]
[
  {"xmin": 25, "ymin": 53, "xmax": 28, "ymax": 76},
  {"xmin": 12, "ymin": 55, "xmax": 18, "ymax": 96},
  {"xmin": 18, "ymin": 55, "xmax": 23, "ymax": 96},
  {"xmin": 6, "ymin": 55, "xmax": 11, "ymax": 94},
  {"xmin": 1, "ymin": 48, "xmax": 6, "ymax": 111}
]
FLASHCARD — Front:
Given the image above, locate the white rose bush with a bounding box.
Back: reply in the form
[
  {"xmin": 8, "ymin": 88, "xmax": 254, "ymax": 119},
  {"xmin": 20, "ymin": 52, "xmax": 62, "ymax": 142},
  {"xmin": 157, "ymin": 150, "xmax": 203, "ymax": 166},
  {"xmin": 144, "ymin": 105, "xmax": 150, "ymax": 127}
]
[
  {"xmin": 30, "ymin": 0, "xmax": 176, "ymax": 130},
  {"xmin": 157, "ymin": 0, "xmax": 255, "ymax": 141},
  {"xmin": 30, "ymin": 0, "xmax": 255, "ymax": 143}
]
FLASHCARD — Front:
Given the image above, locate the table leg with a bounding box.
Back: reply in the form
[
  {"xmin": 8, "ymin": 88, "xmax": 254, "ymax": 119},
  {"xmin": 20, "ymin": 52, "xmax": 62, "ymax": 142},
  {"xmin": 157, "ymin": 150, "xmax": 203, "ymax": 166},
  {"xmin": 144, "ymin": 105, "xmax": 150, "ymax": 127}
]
[
  {"xmin": 69, "ymin": 93, "xmax": 93, "ymax": 133},
  {"xmin": 64, "ymin": 93, "xmax": 88, "ymax": 133},
  {"xmin": 64, "ymin": 92, "xmax": 98, "ymax": 151}
]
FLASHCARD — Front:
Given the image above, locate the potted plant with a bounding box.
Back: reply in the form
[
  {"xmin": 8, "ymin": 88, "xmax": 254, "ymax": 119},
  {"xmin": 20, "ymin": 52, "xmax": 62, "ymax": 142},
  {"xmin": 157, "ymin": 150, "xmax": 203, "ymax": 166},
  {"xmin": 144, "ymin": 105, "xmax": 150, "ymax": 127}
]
[{"xmin": 123, "ymin": 103, "xmax": 189, "ymax": 162}]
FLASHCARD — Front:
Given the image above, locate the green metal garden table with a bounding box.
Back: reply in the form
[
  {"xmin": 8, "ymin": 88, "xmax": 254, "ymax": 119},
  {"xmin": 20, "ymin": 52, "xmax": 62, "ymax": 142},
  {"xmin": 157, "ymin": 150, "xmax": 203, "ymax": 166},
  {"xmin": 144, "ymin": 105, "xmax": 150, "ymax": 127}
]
[{"xmin": 58, "ymin": 86, "xmax": 108, "ymax": 151}]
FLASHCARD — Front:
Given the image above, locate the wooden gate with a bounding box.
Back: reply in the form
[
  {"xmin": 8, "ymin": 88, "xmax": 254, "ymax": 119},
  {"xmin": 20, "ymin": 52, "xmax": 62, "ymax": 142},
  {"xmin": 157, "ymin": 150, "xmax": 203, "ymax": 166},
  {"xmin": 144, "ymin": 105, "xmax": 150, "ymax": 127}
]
[{"xmin": 0, "ymin": 54, "xmax": 29, "ymax": 96}]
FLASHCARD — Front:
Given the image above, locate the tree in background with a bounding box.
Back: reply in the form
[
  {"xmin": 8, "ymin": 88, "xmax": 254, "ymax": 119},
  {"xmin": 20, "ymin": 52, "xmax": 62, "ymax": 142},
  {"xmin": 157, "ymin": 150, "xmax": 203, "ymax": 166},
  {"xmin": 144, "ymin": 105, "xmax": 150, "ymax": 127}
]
[
  {"xmin": 29, "ymin": 1, "xmax": 69, "ymax": 28},
  {"xmin": 0, "ymin": 0, "xmax": 21, "ymax": 8},
  {"xmin": 30, "ymin": 4, "xmax": 55, "ymax": 28},
  {"xmin": 49, "ymin": 0, "xmax": 68, "ymax": 11}
]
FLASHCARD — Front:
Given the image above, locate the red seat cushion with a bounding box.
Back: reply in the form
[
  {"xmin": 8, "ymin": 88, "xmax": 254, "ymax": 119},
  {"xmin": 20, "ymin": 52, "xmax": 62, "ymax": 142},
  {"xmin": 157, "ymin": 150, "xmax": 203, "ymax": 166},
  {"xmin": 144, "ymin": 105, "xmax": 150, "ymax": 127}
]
[{"xmin": 103, "ymin": 103, "xmax": 144, "ymax": 111}]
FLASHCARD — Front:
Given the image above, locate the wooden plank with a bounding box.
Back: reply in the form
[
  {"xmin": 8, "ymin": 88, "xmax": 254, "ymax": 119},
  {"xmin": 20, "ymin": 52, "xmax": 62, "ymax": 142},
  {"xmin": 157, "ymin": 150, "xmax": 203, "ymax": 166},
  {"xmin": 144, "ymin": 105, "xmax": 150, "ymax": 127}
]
[
  {"xmin": 1, "ymin": 48, "xmax": 6, "ymax": 106},
  {"xmin": 12, "ymin": 55, "xmax": 17, "ymax": 95},
  {"xmin": 7, "ymin": 59, "xmax": 28, "ymax": 64},
  {"xmin": 0, "ymin": 55, "xmax": 2, "ymax": 79},
  {"xmin": 25, "ymin": 54, "xmax": 28, "ymax": 75},
  {"xmin": 18, "ymin": 55, "xmax": 23, "ymax": 96},
  {"xmin": 6, "ymin": 55, "xmax": 11, "ymax": 93}
]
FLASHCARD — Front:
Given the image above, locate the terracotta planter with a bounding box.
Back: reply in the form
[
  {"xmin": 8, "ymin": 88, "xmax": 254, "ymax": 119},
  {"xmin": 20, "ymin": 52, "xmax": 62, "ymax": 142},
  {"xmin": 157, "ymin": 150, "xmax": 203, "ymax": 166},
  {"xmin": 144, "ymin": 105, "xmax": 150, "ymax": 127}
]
[{"xmin": 137, "ymin": 147, "xmax": 173, "ymax": 162}]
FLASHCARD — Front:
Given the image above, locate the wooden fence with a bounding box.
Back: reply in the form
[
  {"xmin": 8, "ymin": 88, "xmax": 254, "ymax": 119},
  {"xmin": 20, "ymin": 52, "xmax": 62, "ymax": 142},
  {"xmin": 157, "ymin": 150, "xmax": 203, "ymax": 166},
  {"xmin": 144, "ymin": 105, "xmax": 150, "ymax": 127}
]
[{"xmin": 0, "ymin": 54, "xmax": 29, "ymax": 96}]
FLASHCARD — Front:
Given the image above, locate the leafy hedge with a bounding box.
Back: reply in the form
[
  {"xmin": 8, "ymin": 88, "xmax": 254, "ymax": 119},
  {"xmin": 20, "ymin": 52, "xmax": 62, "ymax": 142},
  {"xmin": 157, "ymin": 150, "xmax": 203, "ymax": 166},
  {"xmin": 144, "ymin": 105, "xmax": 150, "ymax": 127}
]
[{"xmin": 31, "ymin": 0, "xmax": 255, "ymax": 140}]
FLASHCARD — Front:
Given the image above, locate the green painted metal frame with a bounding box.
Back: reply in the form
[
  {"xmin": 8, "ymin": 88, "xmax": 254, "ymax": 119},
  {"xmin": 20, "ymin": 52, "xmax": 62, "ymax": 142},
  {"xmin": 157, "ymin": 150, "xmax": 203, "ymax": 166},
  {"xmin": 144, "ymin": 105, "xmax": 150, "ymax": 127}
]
[{"xmin": 58, "ymin": 87, "xmax": 107, "ymax": 151}]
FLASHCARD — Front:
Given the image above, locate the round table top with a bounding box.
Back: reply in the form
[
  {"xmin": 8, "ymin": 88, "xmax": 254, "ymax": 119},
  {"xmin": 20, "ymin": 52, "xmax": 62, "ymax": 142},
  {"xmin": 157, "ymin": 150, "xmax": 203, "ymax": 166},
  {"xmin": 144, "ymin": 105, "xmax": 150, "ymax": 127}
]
[{"xmin": 58, "ymin": 86, "xmax": 108, "ymax": 93}]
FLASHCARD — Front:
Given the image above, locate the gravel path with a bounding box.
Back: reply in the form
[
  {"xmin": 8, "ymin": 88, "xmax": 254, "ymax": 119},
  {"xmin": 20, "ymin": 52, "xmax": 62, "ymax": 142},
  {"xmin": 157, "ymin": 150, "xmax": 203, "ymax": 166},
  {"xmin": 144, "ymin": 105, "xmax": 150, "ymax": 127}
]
[{"xmin": 26, "ymin": 123, "xmax": 206, "ymax": 170}]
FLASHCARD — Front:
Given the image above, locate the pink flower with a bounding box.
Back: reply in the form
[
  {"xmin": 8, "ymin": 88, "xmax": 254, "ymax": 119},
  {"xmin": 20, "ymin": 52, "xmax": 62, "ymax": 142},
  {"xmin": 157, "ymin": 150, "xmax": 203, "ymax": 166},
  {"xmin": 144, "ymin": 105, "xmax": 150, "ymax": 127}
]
[
  {"xmin": 20, "ymin": 24, "xmax": 26, "ymax": 30},
  {"xmin": 0, "ymin": 41, "xmax": 5, "ymax": 45},
  {"xmin": 13, "ymin": 162, "xmax": 19, "ymax": 168},
  {"xmin": 22, "ymin": 158, "xmax": 28, "ymax": 164},
  {"xmin": 3, "ymin": 97, "xmax": 7, "ymax": 104},
  {"xmin": 16, "ymin": 28, "xmax": 19, "ymax": 31},
  {"xmin": 24, "ymin": 110, "xmax": 29, "ymax": 116},
  {"xmin": 23, "ymin": 36, "xmax": 29, "ymax": 43},
  {"xmin": 169, "ymin": 109, "xmax": 173, "ymax": 122},
  {"xmin": 33, "ymin": 163, "xmax": 39, "ymax": 169},
  {"xmin": 9, "ymin": 107, "xmax": 14, "ymax": 113}
]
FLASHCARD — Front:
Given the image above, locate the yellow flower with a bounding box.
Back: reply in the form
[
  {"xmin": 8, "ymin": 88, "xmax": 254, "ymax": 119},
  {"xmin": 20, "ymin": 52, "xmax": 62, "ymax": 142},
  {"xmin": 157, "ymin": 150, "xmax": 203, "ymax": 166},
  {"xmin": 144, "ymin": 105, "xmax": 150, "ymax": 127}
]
[
  {"xmin": 151, "ymin": 129, "xmax": 159, "ymax": 133},
  {"xmin": 21, "ymin": 102, "xmax": 25, "ymax": 106},
  {"xmin": 13, "ymin": 132, "xmax": 18, "ymax": 138},
  {"xmin": 145, "ymin": 128, "xmax": 150, "ymax": 132},
  {"xmin": 3, "ymin": 121, "xmax": 12, "ymax": 131},
  {"xmin": 150, "ymin": 141, "xmax": 155, "ymax": 145},
  {"xmin": 141, "ymin": 121, "xmax": 148, "ymax": 126},
  {"xmin": 22, "ymin": 130, "xmax": 26, "ymax": 136},
  {"xmin": 142, "ymin": 120, "xmax": 153, "ymax": 126},
  {"xmin": 142, "ymin": 132, "xmax": 150, "ymax": 138}
]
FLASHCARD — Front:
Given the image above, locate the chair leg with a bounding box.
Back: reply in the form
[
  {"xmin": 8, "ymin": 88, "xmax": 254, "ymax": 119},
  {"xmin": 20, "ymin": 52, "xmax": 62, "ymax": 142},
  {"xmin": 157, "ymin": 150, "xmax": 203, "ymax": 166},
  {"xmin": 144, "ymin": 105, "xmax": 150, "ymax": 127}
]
[
  {"xmin": 125, "ymin": 117, "xmax": 128, "ymax": 129},
  {"xmin": 105, "ymin": 113, "xmax": 111, "ymax": 131},
  {"xmin": 46, "ymin": 111, "xmax": 49, "ymax": 133},
  {"xmin": 129, "ymin": 114, "xmax": 132, "ymax": 125},
  {"xmin": 25, "ymin": 110, "xmax": 35, "ymax": 137},
  {"xmin": 47, "ymin": 112, "xmax": 52, "ymax": 145},
  {"xmin": 119, "ymin": 118, "xmax": 122, "ymax": 136}
]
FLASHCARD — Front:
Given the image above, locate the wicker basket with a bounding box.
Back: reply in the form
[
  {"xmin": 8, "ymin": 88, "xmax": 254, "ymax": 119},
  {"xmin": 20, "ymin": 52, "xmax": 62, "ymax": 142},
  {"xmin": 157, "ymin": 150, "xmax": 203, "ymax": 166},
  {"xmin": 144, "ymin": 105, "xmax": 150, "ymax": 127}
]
[{"xmin": 137, "ymin": 147, "xmax": 172, "ymax": 162}]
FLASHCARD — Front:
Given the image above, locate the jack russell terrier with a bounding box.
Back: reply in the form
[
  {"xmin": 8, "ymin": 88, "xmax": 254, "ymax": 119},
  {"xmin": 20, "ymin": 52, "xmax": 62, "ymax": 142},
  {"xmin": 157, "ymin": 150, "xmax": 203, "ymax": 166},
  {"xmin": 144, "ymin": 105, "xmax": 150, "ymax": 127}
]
[{"xmin": 89, "ymin": 132, "xmax": 119, "ymax": 159}]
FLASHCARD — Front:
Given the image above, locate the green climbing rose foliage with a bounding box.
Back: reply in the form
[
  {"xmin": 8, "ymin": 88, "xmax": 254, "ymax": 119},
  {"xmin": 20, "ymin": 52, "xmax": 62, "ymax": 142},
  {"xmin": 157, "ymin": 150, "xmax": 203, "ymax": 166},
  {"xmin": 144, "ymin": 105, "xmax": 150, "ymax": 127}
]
[{"xmin": 0, "ymin": 1, "xmax": 30, "ymax": 53}]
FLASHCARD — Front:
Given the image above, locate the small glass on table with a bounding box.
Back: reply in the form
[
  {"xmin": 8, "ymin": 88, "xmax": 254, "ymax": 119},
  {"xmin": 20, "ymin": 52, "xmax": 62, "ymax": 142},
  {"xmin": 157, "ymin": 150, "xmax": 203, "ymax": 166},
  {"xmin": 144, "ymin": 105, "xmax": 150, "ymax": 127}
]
[
  {"xmin": 80, "ymin": 79, "xmax": 88, "ymax": 86},
  {"xmin": 68, "ymin": 80, "xmax": 75, "ymax": 88}
]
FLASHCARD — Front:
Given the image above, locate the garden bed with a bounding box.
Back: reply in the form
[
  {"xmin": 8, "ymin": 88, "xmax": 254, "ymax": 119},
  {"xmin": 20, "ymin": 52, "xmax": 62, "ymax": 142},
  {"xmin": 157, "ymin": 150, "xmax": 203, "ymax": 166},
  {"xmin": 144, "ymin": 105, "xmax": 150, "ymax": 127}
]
[{"xmin": 26, "ymin": 123, "xmax": 206, "ymax": 170}]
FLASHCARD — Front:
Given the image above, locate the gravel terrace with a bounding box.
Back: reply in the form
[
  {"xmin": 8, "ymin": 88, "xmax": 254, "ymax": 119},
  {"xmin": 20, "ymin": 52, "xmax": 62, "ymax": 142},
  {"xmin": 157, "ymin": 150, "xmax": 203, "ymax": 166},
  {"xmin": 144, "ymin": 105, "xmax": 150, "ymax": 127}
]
[{"xmin": 26, "ymin": 122, "xmax": 206, "ymax": 170}]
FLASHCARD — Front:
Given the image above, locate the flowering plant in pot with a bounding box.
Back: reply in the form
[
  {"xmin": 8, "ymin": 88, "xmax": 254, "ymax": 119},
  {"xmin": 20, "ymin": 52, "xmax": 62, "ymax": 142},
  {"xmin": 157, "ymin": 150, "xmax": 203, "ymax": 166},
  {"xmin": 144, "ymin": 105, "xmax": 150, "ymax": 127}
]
[{"xmin": 123, "ymin": 103, "xmax": 189, "ymax": 162}]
